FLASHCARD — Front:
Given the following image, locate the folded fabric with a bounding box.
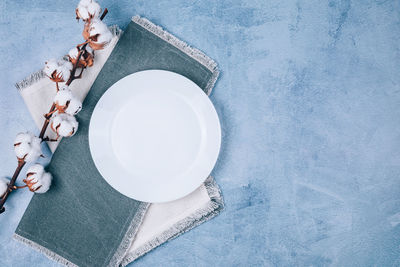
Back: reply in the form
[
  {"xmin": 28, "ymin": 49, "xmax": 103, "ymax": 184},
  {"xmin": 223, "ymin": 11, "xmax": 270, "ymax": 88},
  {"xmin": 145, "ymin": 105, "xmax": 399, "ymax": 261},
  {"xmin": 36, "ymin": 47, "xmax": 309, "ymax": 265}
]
[{"xmin": 14, "ymin": 16, "xmax": 223, "ymax": 266}]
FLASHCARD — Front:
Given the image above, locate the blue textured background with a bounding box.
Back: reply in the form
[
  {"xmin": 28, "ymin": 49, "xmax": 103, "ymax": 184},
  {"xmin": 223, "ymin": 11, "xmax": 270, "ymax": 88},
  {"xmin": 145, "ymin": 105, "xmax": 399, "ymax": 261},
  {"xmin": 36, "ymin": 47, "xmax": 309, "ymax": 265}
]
[{"xmin": 1, "ymin": 0, "xmax": 400, "ymax": 266}]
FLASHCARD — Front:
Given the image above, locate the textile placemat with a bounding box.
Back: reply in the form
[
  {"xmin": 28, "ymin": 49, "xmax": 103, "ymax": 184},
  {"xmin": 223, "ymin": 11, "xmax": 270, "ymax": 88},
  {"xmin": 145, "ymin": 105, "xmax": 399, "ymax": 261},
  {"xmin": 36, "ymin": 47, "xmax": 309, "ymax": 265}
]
[{"xmin": 14, "ymin": 16, "xmax": 224, "ymax": 267}]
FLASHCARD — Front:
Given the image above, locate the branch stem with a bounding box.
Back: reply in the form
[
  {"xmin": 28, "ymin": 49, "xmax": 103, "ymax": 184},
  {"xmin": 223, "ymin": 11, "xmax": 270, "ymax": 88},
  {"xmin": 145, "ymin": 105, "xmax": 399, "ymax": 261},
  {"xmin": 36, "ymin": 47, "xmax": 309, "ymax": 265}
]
[
  {"xmin": 100, "ymin": 8, "xmax": 108, "ymax": 20},
  {"xmin": 39, "ymin": 103, "xmax": 56, "ymax": 140},
  {"xmin": 0, "ymin": 161, "xmax": 26, "ymax": 214},
  {"xmin": 15, "ymin": 185, "xmax": 28, "ymax": 189}
]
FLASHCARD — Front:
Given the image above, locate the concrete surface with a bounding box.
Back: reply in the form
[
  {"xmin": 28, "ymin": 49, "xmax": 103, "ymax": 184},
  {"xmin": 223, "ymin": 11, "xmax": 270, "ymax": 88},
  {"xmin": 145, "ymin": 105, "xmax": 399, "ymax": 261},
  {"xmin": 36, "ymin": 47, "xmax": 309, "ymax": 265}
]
[{"xmin": 0, "ymin": 0, "xmax": 400, "ymax": 266}]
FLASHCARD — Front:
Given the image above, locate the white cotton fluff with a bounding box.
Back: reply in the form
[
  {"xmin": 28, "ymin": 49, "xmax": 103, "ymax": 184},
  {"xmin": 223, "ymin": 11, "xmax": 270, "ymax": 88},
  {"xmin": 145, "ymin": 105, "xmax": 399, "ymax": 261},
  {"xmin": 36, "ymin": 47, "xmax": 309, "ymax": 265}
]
[
  {"xmin": 25, "ymin": 164, "xmax": 52, "ymax": 194},
  {"xmin": 59, "ymin": 84, "xmax": 69, "ymax": 91},
  {"xmin": 0, "ymin": 177, "xmax": 9, "ymax": 197},
  {"xmin": 51, "ymin": 114, "xmax": 79, "ymax": 137},
  {"xmin": 43, "ymin": 59, "xmax": 58, "ymax": 77},
  {"xmin": 76, "ymin": 0, "xmax": 101, "ymax": 21},
  {"xmin": 14, "ymin": 132, "xmax": 42, "ymax": 162},
  {"xmin": 65, "ymin": 99, "xmax": 82, "ymax": 115},
  {"xmin": 27, "ymin": 163, "xmax": 44, "ymax": 176},
  {"xmin": 68, "ymin": 47, "xmax": 79, "ymax": 59},
  {"xmin": 60, "ymin": 60, "xmax": 73, "ymax": 77},
  {"xmin": 54, "ymin": 87, "xmax": 82, "ymax": 115},
  {"xmin": 44, "ymin": 59, "xmax": 73, "ymax": 82},
  {"xmin": 88, "ymin": 19, "xmax": 113, "ymax": 49}
]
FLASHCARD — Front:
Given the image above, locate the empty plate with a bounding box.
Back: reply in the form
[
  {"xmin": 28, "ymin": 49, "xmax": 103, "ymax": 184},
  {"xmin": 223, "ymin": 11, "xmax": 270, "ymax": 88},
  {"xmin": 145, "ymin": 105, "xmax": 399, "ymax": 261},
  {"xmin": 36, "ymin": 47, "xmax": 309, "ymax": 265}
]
[{"xmin": 89, "ymin": 70, "xmax": 221, "ymax": 203}]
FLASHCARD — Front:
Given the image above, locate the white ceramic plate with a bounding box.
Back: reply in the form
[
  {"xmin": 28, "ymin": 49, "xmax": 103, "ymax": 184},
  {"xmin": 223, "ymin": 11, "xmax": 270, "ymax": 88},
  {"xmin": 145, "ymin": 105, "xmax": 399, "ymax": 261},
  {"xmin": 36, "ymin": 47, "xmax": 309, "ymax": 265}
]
[{"xmin": 89, "ymin": 70, "xmax": 221, "ymax": 203}]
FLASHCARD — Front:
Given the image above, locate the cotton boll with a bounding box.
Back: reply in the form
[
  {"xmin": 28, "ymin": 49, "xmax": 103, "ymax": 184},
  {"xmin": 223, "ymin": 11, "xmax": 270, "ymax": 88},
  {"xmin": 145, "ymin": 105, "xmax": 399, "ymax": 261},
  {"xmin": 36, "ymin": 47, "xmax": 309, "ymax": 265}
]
[
  {"xmin": 14, "ymin": 142, "xmax": 30, "ymax": 159},
  {"xmin": 24, "ymin": 164, "xmax": 43, "ymax": 189},
  {"xmin": 54, "ymin": 87, "xmax": 82, "ymax": 115},
  {"xmin": 90, "ymin": 19, "xmax": 113, "ymax": 48},
  {"xmin": 33, "ymin": 173, "xmax": 52, "ymax": 193},
  {"xmin": 95, "ymin": 29, "xmax": 113, "ymax": 49},
  {"xmin": 0, "ymin": 177, "xmax": 9, "ymax": 198},
  {"xmin": 83, "ymin": 19, "xmax": 113, "ymax": 50},
  {"xmin": 76, "ymin": 0, "xmax": 101, "ymax": 21},
  {"xmin": 51, "ymin": 114, "xmax": 79, "ymax": 137},
  {"xmin": 44, "ymin": 59, "xmax": 72, "ymax": 82},
  {"xmin": 14, "ymin": 132, "xmax": 42, "ymax": 162},
  {"xmin": 24, "ymin": 164, "xmax": 52, "ymax": 193},
  {"xmin": 52, "ymin": 60, "xmax": 72, "ymax": 82},
  {"xmin": 54, "ymin": 87, "xmax": 73, "ymax": 106},
  {"xmin": 76, "ymin": 4, "xmax": 91, "ymax": 21},
  {"xmin": 43, "ymin": 59, "xmax": 58, "ymax": 78},
  {"xmin": 68, "ymin": 46, "xmax": 94, "ymax": 67}
]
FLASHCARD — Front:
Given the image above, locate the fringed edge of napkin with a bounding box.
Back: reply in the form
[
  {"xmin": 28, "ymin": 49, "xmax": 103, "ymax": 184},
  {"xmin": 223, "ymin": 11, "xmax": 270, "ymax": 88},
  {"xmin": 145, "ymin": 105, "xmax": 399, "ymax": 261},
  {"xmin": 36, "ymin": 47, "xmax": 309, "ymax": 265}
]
[
  {"xmin": 13, "ymin": 233, "xmax": 78, "ymax": 267},
  {"xmin": 121, "ymin": 176, "xmax": 224, "ymax": 266},
  {"xmin": 108, "ymin": 202, "xmax": 150, "ymax": 267},
  {"xmin": 15, "ymin": 25, "xmax": 123, "ymax": 92},
  {"xmin": 132, "ymin": 16, "xmax": 220, "ymax": 96},
  {"xmin": 13, "ymin": 202, "xmax": 150, "ymax": 267}
]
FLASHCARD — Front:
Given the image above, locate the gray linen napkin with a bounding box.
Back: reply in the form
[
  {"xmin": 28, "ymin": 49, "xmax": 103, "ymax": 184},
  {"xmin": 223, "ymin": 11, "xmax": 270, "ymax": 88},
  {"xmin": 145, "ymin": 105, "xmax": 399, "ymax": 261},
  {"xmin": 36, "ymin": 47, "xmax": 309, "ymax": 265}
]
[{"xmin": 14, "ymin": 16, "xmax": 223, "ymax": 267}]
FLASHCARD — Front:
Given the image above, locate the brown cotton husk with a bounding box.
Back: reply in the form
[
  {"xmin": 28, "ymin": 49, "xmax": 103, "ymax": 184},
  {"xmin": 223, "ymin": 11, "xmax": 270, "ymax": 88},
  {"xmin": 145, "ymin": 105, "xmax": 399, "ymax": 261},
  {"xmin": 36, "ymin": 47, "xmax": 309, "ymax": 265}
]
[
  {"xmin": 50, "ymin": 122, "xmax": 61, "ymax": 137},
  {"xmin": 23, "ymin": 173, "xmax": 41, "ymax": 192},
  {"xmin": 88, "ymin": 33, "xmax": 106, "ymax": 50},
  {"xmin": 82, "ymin": 48, "xmax": 94, "ymax": 66},
  {"xmin": 68, "ymin": 49, "xmax": 94, "ymax": 68},
  {"xmin": 84, "ymin": 53, "xmax": 94, "ymax": 66},
  {"xmin": 88, "ymin": 41, "xmax": 106, "ymax": 50},
  {"xmin": 75, "ymin": 8, "xmax": 81, "ymax": 21},
  {"xmin": 82, "ymin": 23, "xmax": 90, "ymax": 40},
  {"xmin": 50, "ymin": 70, "xmax": 65, "ymax": 83},
  {"xmin": 54, "ymin": 100, "xmax": 70, "ymax": 114}
]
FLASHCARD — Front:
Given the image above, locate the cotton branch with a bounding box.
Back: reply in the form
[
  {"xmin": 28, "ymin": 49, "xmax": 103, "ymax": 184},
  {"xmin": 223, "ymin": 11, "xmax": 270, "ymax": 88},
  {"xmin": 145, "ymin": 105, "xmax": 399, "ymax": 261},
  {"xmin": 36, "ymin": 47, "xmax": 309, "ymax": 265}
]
[{"xmin": 0, "ymin": 6, "xmax": 109, "ymax": 215}]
